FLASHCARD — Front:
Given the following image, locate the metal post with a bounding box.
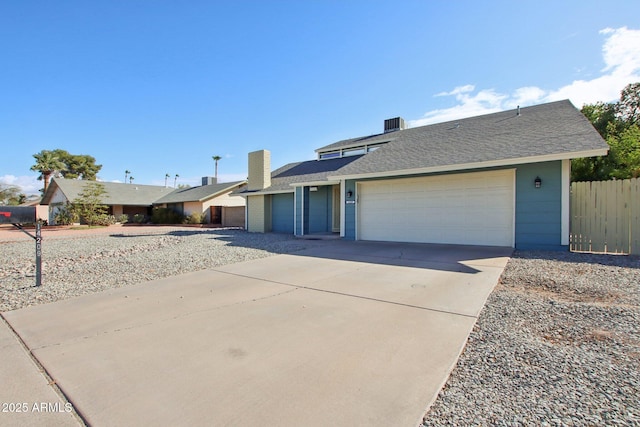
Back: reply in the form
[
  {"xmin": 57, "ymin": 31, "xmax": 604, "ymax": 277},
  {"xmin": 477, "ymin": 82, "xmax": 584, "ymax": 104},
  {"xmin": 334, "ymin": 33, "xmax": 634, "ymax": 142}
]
[{"xmin": 35, "ymin": 221, "xmax": 42, "ymax": 287}]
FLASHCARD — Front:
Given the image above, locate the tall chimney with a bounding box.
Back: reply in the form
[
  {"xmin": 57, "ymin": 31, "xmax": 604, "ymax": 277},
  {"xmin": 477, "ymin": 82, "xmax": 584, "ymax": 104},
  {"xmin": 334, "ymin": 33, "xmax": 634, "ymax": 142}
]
[{"xmin": 248, "ymin": 150, "xmax": 271, "ymax": 191}]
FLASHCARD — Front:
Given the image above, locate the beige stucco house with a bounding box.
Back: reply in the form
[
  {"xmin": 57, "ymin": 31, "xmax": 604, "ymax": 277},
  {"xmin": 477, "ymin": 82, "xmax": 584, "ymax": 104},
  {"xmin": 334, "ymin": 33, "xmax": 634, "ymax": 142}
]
[{"xmin": 41, "ymin": 177, "xmax": 246, "ymax": 226}]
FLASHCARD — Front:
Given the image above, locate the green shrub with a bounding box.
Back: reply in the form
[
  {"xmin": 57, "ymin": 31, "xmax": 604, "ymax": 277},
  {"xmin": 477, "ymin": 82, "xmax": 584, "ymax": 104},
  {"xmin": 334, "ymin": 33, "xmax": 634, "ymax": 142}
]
[
  {"xmin": 115, "ymin": 214, "xmax": 129, "ymax": 223},
  {"xmin": 94, "ymin": 214, "xmax": 116, "ymax": 226},
  {"xmin": 54, "ymin": 204, "xmax": 79, "ymax": 225},
  {"xmin": 132, "ymin": 214, "xmax": 147, "ymax": 224},
  {"xmin": 184, "ymin": 212, "xmax": 205, "ymax": 224},
  {"xmin": 151, "ymin": 207, "xmax": 184, "ymax": 224}
]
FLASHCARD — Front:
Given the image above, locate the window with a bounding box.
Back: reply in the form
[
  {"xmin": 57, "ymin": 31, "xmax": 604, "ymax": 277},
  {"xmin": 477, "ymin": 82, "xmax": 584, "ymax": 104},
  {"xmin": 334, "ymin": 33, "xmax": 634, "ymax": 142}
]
[
  {"xmin": 319, "ymin": 151, "xmax": 340, "ymax": 159},
  {"xmin": 318, "ymin": 141, "xmax": 388, "ymax": 160},
  {"xmin": 342, "ymin": 147, "xmax": 365, "ymax": 157}
]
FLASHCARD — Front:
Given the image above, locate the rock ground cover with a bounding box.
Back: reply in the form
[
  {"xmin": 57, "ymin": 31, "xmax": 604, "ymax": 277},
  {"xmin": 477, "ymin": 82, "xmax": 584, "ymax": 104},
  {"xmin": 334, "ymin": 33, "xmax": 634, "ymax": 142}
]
[
  {"xmin": 0, "ymin": 227, "xmax": 310, "ymax": 312},
  {"xmin": 1, "ymin": 227, "xmax": 638, "ymax": 424},
  {"xmin": 422, "ymin": 251, "xmax": 640, "ymax": 426}
]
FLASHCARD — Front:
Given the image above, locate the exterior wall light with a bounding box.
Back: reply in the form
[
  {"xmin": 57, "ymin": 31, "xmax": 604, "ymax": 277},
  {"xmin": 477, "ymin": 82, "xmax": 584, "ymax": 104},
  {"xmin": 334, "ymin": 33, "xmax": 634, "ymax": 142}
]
[
  {"xmin": 534, "ymin": 176, "xmax": 542, "ymax": 188},
  {"xmin": 346, "ymin": 190, "xmax": 353, "ymax": 198}
]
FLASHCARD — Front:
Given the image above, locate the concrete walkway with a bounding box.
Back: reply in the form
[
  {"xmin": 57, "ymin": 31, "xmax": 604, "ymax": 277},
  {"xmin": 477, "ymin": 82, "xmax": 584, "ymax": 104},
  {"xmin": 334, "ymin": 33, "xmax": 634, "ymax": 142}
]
[{"xmin": 2, "ymin": 240, "xmax": 511, "ymax": 426}]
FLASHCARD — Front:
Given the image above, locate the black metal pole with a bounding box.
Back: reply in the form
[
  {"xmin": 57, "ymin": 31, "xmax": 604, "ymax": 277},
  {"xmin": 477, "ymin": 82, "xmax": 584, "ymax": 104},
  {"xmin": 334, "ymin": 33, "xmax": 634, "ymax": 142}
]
[{"xmin": 35, "ymin": 221, "xmax": 42, "ymax": 287}]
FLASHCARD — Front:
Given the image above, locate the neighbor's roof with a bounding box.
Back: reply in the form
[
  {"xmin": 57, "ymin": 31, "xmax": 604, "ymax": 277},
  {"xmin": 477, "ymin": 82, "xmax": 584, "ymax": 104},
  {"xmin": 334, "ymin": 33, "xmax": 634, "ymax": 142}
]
[
  {"xmin": 246, "ymin": 156, "xmax": 362, "ymax": 194},
  {"xmin": 327, "ymin": 100, "xmax": 609, "ymax": 180},
  {"xmin": 153, "ymin": 181, "xmax": 246, "ymax": 204},
  {"xmin": 41, "ymin": 178, "xmax": 175, "ymax": 206}
]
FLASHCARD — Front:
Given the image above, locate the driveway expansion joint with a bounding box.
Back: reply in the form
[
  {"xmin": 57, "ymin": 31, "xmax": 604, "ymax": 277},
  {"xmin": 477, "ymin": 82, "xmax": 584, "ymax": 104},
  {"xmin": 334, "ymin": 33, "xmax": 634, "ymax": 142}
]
[
  {"xmin": 0, "ymin": 313, "xmax": 87, "ymax": 426},
  {"xmin": 211, "ymin": 269, "xmax": 479, "ymax": 319}
]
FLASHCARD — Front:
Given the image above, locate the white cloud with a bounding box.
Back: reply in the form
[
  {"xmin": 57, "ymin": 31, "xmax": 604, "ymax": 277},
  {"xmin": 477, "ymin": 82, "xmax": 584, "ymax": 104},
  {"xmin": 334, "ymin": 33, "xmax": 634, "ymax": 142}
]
[
  {"xmin": 435, "ymin": 85, "xmax": 475, "ymax": 97},
  {"xmin": 414, "ymin": 86, "xmax": 506, "ymax": 125},
  {"xmin": 0, "ymin": 175, "xmax": 41, "ymax": 195},
  {"xmin": 410, "ymin": 27, "xmax": 640, "ymax": 127}
]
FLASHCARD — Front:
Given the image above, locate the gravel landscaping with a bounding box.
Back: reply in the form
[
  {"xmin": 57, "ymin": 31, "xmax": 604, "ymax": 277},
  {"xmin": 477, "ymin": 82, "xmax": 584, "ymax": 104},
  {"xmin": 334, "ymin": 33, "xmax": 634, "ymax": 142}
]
[
  {"xmin": 0, "ymin": 227, "xmax": 311, "ymax": 312},
  {"xmin": 1, "ymin": 227, "xmax": 639, "ymax": 425},
  {"xmin": 423, "ymin": 251, "xmax": 640, "ymax": 426}
]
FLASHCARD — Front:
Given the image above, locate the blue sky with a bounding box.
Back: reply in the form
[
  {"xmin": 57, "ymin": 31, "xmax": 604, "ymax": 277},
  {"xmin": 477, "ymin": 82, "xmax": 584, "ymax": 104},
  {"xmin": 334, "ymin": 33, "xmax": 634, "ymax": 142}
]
[{"xmin": 2, "ymin": 1, "xmax": 640, "ymax": 195}]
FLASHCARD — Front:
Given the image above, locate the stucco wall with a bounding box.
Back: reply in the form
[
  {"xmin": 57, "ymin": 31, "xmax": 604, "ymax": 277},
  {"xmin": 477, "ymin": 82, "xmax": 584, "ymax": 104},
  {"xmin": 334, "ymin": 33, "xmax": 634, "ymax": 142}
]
[
  {"xmin": 111, "ymin": 205, "xmax": 124, "ymax": 216},
  {"xmin": 247, "ymin": 195, "xmax": 271, "ymax": 232},
  {"xmin": 222, "ymin": 206, "xmax": 245, "ymax": 227},
  {"xmin": 177, "ymin": 191, "xmax": 246, "ymax": 223},
  {"xmin": 182, "ymin": 201, "xmax": 201, "ymax": 217}
]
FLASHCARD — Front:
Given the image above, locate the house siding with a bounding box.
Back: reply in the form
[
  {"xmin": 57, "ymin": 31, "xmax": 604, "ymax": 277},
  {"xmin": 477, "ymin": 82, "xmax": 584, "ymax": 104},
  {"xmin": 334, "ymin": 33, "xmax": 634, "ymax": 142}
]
[
  {"xmin": 250, "ymin": 162, "xmax": 566, "ymax": 249},
  {"xmin": 271, "ymin": 193, "xmax": 294, "ymax": 233},
  {"xmin": 295, "ymin": 187, "xmax": 304, "ymax": 235},
  {"xmin": 344, "ymin": 179, "xmax": 357, "ymax": 240},
  {"xmin": 340, "ymin": 161, "xmax": 565, "ymax": 249},
  {"xmin": 515, "ymin": 161, "xmax": 564, "ymax": 250},
  {"xmin": 307, "ymin": 186, "xmax": 333, "ymax": 234},
  {"xmin": 48, "ymin": 187, "xmax": 68, "ymax": 224},
  {"xmin": 200, "ymin": 192, "xmax": 245, "ymax": 222},
  {"xmin": 222, "ymin": 206, "xmax": 245, "ymax": 227},
  {"xmin": 247, "ymin": 195, "xmax": 271, "ymax": 233},
  {"xmin": 183, "ymin": 201, "xmax": 201, "ymax": 218}
]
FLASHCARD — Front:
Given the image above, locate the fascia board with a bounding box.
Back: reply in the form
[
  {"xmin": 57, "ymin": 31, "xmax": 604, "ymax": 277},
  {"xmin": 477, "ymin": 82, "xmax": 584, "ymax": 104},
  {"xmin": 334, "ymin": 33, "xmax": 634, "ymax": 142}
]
[
  {"xmin": 241, "ymin": 189, "xmax": 294, "ymax": 197},
  {"xmin": 289, "ymin": 180, "xmax": 340, "ymax": 187},
  {"xmin": 328, "ymin": 149, "xmax": 609, "ymax": 181}
]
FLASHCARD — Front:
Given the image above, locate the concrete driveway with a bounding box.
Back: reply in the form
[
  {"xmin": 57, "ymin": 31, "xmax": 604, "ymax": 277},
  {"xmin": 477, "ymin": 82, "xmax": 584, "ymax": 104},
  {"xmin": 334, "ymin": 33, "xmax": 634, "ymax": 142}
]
[{"xmin": 2, "ymin": 240, "xmax": 511, "ymax": 427}]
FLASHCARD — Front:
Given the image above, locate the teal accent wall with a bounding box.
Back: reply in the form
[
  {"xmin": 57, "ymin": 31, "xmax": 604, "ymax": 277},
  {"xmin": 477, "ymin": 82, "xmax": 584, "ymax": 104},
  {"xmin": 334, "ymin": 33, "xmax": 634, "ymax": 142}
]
[
  {"xmin": 295, "ymin": 187, "xmax": 303, "ymax": 235},
  {"xmin": 271, "ymin": 193, "xmax": 294, "ymax": 233},
  {"xmin": 340, "ymin": 162, "xmax": 565, "ymax": 249},
  {"xmin": 344, "ymin": 179, "xmax": 357, "ymax": 240},
  {"xmin": 515, "ymin": 161, "xmax": 564, "ymax": 250},
  {"xmin": 307, "ymin": 186, "xmax": 332, "ymax": 233}
]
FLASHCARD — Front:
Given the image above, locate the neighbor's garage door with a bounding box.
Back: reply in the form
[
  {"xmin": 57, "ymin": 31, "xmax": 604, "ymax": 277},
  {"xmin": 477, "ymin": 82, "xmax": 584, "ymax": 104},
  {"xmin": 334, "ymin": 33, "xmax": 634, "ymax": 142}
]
[{"xmin": 357, "ymin": 170, "xmax": 514, "ymax": 247}]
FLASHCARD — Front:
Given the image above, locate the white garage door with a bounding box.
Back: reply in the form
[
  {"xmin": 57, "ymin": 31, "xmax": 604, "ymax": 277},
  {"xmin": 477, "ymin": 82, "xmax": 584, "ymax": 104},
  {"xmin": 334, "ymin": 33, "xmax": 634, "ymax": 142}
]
[{"xmin": 357, "ymin": 170, "xmax": 514, "ymax": 247}]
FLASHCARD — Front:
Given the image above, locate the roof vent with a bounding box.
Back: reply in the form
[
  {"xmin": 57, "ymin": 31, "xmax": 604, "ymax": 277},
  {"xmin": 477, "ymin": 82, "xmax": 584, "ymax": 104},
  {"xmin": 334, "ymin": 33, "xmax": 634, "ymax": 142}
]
[
  {"xmin": 384, "ymin": 117, "xmax": 405, "ymax": 133},
  {"xmin": 202, "ymin": 176, "xmax": 217, "ymax": 186}
]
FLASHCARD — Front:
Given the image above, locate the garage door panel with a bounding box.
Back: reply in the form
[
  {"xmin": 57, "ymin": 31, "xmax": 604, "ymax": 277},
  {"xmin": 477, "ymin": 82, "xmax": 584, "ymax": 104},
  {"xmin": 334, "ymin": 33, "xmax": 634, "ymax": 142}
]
[{"xmin": 358, "ymin": 170, "xmax": 514, "ymax": 247}]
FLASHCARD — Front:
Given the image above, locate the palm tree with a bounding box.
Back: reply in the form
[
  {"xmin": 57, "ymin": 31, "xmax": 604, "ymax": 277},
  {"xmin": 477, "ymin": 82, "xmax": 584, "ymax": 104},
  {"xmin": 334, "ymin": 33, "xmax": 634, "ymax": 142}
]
[
  {"xmin": 125, "ymin": 170, "xmax": 131, "ymax": 183},
  {"xmin": 165, "ymin": 173, "xmax": 170, "ymax": 187},
  {"xmin": 129, "ymin": 176, "xmax": 134, "ymax": 184},
  {"xmin": 30, "ymin": 150, "xmax": 66, "ymax": 193},
  {"xmin": 174, "ymin": 174, "xmax": 179, "ymax": 187},
  {"xmin": 212, "ymin": 155, "xmax": 222, "ymax": 180}
]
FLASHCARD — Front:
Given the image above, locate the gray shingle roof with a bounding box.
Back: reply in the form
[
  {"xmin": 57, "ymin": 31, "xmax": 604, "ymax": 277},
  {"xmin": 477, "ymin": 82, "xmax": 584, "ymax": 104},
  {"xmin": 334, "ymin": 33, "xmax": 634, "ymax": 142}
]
[
  {"xmin": 42, "ymin": 178, "xmax": 175, "ymax": 206},
  {"xmin": 328, "ymin": 100, "xmax": 608, "ymax": 178},
  {"xmin": 255, "ymin": 156, "xmax": 363, "ymax": 193},
  {"xmin": 246, "ymin": 100, "xmax": 608, "ymax": 193},
  {"xmin": 153, "ymin": 181, "xmax": 246, "ymax": 204}
]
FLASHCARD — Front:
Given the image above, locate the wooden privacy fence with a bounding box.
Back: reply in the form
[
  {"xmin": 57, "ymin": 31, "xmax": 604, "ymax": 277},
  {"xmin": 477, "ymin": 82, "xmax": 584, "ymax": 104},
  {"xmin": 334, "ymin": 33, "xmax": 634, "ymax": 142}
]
[{"xmin": 570, "ymin": 178, "xmax": 640, "ymax": 255}]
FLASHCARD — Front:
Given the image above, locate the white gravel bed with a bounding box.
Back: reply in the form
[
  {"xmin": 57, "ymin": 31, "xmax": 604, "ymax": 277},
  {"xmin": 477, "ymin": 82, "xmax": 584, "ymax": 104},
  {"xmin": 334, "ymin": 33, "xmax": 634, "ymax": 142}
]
[
  {"xmin": 0, "ymin": 228, "xmax": 311, "ymax": 312},
  {"xmin": 422, "ymin": 250, "xmax": 640, "ymax": 426}
]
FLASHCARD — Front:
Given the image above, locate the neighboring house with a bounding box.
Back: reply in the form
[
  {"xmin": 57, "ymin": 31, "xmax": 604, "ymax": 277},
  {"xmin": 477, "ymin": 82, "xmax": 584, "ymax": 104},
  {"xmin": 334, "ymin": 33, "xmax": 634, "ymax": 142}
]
[
  {"xmin": 41, "ymin": 177, "xmax": 247, "ymax": 226},
  {"xmin": 243, "ymin": 100, "xmax": 609, "ymax": 250},
  {"xmin": 20, "ymin": 198, "xmax": 49, "ymax": 222},
  {"xmin": 153, "ymin": 178, "xmax": 247, "ymax": 226}
]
